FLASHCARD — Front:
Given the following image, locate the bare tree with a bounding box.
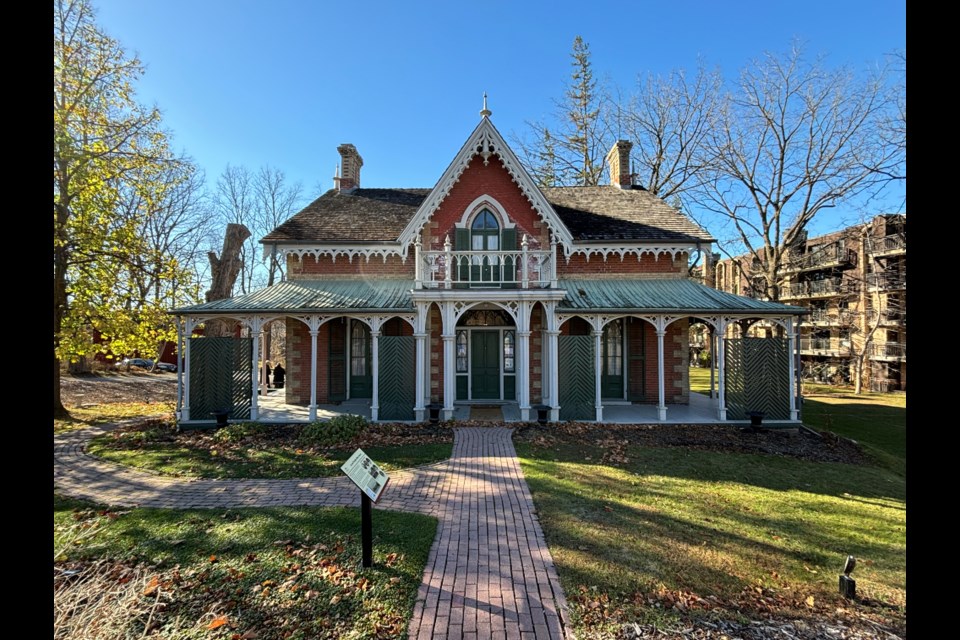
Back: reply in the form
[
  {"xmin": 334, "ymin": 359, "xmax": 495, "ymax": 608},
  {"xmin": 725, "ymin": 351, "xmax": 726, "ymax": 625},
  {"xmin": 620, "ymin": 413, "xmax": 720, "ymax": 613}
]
[
  {"xmin": 254, "ymin": 166, "xmax": 303, "ymax": 287},
  {"xmin": 694, "ymin": 43, "xmax": 904, "ymax": 302},
  {"xmin": 612, "ymin": 63, "xmax": 723, "ymax": 201}
]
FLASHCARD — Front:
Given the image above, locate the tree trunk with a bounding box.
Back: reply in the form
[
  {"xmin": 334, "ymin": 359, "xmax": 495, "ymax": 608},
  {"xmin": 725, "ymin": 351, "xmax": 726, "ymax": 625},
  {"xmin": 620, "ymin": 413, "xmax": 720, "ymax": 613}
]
[
  {"xmin": 204, "ymin": 223, "xmax": 251, "ymax": 337},
  {"xmin": 54, "ymin": 201, "xmax": 70, "ymax": 419}
]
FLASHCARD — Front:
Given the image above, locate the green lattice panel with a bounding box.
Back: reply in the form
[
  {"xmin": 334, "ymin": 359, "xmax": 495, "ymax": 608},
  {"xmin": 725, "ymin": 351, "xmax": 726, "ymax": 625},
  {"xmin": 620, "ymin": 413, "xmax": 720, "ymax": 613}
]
[
  {"xmin": 189, "ymin": 337, "xmax": 252, "ymax": 421},
  {"xmin": 724, "ymin": 337, "xmax": 789, "ymax": 420},
  {"xmin": 559, "ymin": 335, "xmax": 595, "ymax": 421},
  {"xmin": 378, "ymin": 336, "xmax": 415, "ymax": 421}
]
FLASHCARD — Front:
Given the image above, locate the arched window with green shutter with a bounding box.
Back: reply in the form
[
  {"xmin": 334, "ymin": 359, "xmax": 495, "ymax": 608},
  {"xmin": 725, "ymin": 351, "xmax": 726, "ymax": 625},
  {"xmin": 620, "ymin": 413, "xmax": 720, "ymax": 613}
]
[{"xmin": 453, "ymin": 208, "xmax": 516, "ymax": 288}]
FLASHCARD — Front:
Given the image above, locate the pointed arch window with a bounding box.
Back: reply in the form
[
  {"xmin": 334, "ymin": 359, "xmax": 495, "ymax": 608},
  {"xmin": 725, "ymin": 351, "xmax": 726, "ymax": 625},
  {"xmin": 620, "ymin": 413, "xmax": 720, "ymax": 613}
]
[{"xmin": 471, "ymin": 209, "xmax": 500, "ymax": 251}]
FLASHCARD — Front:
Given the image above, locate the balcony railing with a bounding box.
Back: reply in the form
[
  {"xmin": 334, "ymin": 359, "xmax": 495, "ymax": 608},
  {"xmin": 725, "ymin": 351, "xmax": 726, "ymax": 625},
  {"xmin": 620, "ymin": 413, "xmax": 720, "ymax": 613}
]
[
  {"xmin": 802, "ymin": 309, "xmax": 855, "ymax": 325},
  {"xmin": 783, "ymin": 243, "xmax": 856, "ymax": 274},
  {"xmin": 867, "ymin": 271, "xmax": 907, "ymax": 291},
  {"xmin": 868, "ymin": 309, "xmax": 906, "ymax": 326},
  {"xmin": 868, "ymin": 234, "xmax": 906, "ymax": 256},
  {"xmin": 416, "ymin": 241, "xmax": 556, "ymax": 289},
  {"xmin": 799, "ymin": 338, "xmax": 851, "ymax": 356},
  {"xmin": 782, "ymin": 277, "xmax": 855, "ymax": 299},
  {"xmin": 870, "ymin": 342, "xmax": 907, "ymax": 360},
  {"xmin": 870, "ymin": 379, "xmax": 901, "ymax": 393}
]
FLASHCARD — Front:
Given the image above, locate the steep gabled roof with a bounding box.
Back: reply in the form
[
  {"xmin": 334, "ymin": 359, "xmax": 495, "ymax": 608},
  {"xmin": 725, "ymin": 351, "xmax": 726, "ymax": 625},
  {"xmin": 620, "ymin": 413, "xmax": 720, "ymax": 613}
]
[
  {"xmin": 396, "ymin": 116, "xmax": 575, "ymax": 247},
  {"xmin": 262, "ymin": 188, "xmax": 430, "ymax": 243},
  {"xmin": 544, "ymin": 187, "xmax": 714, "ymax": 242}
]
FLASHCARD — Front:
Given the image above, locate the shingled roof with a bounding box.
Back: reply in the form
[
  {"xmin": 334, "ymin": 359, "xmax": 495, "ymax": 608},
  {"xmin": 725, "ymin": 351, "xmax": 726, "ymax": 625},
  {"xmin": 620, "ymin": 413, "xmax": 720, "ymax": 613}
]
[
  {"xmin": 261, "ymin": 185, "xmax": 714, "ymax": 244},
  {"xmin": 542, "ymin": 186, "xmax": 714, "ymax": 242},
  {"xmin": 262, "ymin": 188, "xmax": 431, "ymax": 243}
]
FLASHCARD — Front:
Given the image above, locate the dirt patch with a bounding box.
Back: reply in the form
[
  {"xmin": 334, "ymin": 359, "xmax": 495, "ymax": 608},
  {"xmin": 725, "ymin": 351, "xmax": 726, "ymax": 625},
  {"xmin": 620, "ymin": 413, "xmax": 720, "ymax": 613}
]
[
  {"xmin": 61, "ymin": 373, "xmax": 178, "ymax": 407},
  {"xmin": 515, "ymin": 421, "xmax": 868, "ymax": 465}
]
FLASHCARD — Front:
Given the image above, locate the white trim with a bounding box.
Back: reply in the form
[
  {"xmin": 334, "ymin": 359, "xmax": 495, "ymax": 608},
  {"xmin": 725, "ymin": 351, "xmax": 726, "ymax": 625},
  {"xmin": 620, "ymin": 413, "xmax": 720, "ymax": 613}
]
[
  {"xmin": 274, "ymin": 243, "xmax": 408, "ymax": 263},
  {"xmin": 564, "ymin": 244, "xmax": 694, "ymax": 261},
  {"xmin": 453, "ymin": 196, "xmax": 516, "ymax": 230},
  {"xmin": 397, "ymin": 117, "xmax": 575, "ymax": 249}
]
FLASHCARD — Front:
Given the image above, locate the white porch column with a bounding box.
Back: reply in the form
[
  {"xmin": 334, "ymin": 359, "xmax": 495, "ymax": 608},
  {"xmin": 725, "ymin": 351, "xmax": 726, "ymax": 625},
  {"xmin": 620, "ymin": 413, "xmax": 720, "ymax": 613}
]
[
  {"xmin": 175, "ymin": 318, "xmax": 183, "ymax": 420},
  {"xmin": 546, "ymin": 329, "xmax": 560, "ymax": 421},
  {"xmin": 309, "ymin": 326, "xmax": 319, "ymax": 421},
  {"xmin": 441, "ymin": 302, "xmax": 456, "ymax": 420},
  {"xmin": 414, "ymin": 303, "xmax": 429, "ymax": 421},
  {"xmin": 517, "ymin": 301, "xmax": 532, "ymax": 421},
  {"xmin": 259, "ymin": 327, "xmax": 268, "ymax": 397},
  {"xmin": 656, "ymin": 325, "xmax": 667, "ymax": 421},
  {"xmin": 249, "ymin": 318, "xmax": 263, "ymax": 421},
  {"xmin": 370, "ymin": 326, "xmax": 381, "ymax": 422},
  {"xmin": 182, "ymin": 318, "xmax": 197, "ymax": 421},
  {"xmin": 787, "ymin": 317, "xmax": 798, "ymax": 421},
  {"xmin": 717, "ymin": 318, "xmax": 729, "ymax": 421},
  {"xmin": 709, "ymin": 328, "xmax": 716, "ymax": 399},
  {"xmin": 593, "ymin": 327, "xmax": 603, "ymax": 423}
]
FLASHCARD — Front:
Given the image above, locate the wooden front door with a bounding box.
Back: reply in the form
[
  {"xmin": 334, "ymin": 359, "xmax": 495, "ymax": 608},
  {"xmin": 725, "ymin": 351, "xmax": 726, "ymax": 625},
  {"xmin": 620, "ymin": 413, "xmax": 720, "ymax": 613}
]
[
  {"xmin": 601, "ymin": 319, "xmax": 624, "ymax": 399},
  {"xmin": 471, "ymin": 330, "xmax": 500, "ymax": 400}
]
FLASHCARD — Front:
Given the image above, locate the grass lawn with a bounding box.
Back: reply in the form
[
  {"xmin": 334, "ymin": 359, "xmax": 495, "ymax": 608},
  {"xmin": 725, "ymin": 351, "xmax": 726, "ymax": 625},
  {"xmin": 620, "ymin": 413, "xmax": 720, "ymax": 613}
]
[
  {"xmin": 54, "ymin": 494, "xmax": 437, "ymax": 639},
  {"xmin": 517, "ymin": 369, "xmax": 906, "ymax": 636},
  {"xmin": 87, "ymin": 419, "xmax": 454, "ymax": 479},
  {"xmin": 517, "ymin": 438, "xmax": 906, "ymax": 636},
  {"xmin": 690, "ymin": 366, "xmax": 906, "ymax": 476},
  {"xmin": 54, "ymin": 401, "xmax": 175, "ymax": 433}
]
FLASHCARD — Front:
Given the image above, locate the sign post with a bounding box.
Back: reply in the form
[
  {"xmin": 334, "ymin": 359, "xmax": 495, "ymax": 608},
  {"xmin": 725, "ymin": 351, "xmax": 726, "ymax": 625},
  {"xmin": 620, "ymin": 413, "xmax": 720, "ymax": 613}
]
[{"xmin": 340, "ymin": 448, "xmax": 390, "ymax": 568}]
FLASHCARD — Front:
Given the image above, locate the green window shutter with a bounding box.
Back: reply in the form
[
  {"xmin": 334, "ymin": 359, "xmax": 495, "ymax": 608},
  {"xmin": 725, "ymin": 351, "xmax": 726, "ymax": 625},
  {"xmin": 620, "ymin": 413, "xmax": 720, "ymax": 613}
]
[
  {"xmin": 501, "ymin": 227, "xmax": 517, "ymax": 288},
  {"xmin": 454, "ymin": 228, "xmax": 470, "ymax": 288}
]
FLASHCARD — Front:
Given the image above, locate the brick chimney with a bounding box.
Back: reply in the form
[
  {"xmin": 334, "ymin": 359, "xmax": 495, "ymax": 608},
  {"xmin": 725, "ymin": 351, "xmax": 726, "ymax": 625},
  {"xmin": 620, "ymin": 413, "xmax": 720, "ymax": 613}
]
[
  {"xmin": 335, "ymin": 144, "xmax": 363, "ymax": 192},
  {"xmin": 606, "ymin": 140, "xmax": 633, "ymax": 188}
]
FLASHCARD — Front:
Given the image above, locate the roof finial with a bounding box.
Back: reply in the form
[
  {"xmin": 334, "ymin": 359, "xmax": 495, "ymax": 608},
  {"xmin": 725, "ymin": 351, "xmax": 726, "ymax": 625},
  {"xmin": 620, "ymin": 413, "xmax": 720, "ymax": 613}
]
[{"xmin": 480, "ymin": 92, "xmax": 492, "ymax": 118}]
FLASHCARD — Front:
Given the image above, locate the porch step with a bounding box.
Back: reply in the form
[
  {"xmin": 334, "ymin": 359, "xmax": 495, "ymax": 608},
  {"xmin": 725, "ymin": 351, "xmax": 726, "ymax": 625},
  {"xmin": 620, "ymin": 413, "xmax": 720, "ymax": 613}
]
[{"xmin": 470, "ymin": 405, "xmax": 504, "ymax": 421}]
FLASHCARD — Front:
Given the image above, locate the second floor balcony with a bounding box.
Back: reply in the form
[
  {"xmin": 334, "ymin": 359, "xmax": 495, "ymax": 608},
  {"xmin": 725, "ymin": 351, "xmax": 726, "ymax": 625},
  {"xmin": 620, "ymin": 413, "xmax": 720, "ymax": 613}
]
[
  {"xmin": 867, "ymin": 270, "xmax": 907, "ymax": 291},
  {"xmin": 416, "ymin": 241, "xmax": 556, "ymax": 289}
]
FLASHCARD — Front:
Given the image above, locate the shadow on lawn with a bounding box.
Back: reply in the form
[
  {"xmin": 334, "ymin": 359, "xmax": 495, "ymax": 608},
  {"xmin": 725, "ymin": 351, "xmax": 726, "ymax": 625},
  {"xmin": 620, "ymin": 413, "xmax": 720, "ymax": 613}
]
[{"xmin": 519, "ymin": 458, "xmax": 905, "ymax": 607}]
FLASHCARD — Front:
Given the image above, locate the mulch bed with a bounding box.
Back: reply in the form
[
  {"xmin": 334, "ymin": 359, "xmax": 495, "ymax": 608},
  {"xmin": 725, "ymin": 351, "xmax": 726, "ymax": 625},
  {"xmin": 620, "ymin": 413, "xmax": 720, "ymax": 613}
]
[{"xmin": 514, "ymin": 421, "xmax": 868, "ymax": 465}]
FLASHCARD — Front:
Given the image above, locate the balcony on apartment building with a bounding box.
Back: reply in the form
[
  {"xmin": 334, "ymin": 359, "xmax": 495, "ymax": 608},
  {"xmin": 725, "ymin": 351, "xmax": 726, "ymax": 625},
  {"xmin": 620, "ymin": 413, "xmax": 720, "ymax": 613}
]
[
  {"xmin": 799, "ymin": 337, "xmax": 852, "ymax": 357},
  {"xmin": 868, "ymin": 233, "xmax": 906, "ymax": 258},
  {"xmin": 782, "ymin": 243, "xmax": 856, "ymax": 275},
  {"xmin": 870, "ymin": 342, "xmax": 907, "ymax": 361},
  {"xmin": 800, "ymin": 309, "xmax": 855, "ymax": 326},
  {"xmin": 868, "ymin": 309, "xmax": 907, "ymax": 327},
  {"xmin": 866, "ymin": 270, "xmax": 907, "ymax": 292},
  {"xmin": 782, "ymin": 277, "xmax": 854, "ymax": 300},
  {"xmin": 416, "ymin": 241, "xmax": 556, "ymax": 289}
]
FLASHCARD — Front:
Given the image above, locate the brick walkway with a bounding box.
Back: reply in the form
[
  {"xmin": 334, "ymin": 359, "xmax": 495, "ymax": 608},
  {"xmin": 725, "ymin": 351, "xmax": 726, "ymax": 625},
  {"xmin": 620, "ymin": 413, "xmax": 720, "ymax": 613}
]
[{"xmin": 54, "ymin": 423, "xmax": 569, "ymax": 639}]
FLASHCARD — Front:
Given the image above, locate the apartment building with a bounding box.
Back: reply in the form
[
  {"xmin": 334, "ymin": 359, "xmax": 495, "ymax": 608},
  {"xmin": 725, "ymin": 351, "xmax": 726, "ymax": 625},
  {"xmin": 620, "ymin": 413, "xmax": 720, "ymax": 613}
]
[{"xmin": 714, "ymin": 214, "xmax": 906, "ymax": 391}]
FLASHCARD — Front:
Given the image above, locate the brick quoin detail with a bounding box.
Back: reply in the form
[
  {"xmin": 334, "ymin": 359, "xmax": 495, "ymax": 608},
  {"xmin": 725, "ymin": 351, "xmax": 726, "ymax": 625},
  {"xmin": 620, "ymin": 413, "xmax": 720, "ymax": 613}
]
[{"xmin": 422, "ymin": 156, "xmax": 552, "ymax": 249}]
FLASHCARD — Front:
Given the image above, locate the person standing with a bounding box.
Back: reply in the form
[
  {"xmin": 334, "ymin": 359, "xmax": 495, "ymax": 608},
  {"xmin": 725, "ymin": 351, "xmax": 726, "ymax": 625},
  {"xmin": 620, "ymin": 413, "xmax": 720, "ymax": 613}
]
[{"xmin": 273, "ymin": 362, "xmax": 286, "ymax": 389}]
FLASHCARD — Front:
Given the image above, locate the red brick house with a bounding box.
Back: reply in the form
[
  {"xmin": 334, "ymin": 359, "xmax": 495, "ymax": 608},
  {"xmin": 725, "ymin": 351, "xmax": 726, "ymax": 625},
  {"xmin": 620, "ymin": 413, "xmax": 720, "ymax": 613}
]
[{"xmin": 173, "ymin": 109, "xmax": 804, "ymax": 424}]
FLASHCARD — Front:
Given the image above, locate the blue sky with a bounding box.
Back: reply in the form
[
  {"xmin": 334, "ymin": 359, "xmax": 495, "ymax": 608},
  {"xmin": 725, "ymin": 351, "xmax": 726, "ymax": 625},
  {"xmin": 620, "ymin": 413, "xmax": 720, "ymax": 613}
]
[{"xmin": 92, "ymin": 0, "xmax": 906, "ymax": 236}]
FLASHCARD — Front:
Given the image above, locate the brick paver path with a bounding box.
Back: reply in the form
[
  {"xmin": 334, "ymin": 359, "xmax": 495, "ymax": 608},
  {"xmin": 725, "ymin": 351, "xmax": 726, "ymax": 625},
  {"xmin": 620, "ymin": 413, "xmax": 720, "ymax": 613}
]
[{"xmin": 54, "ymin": 423, "xmax": 569, "ymax": 639}]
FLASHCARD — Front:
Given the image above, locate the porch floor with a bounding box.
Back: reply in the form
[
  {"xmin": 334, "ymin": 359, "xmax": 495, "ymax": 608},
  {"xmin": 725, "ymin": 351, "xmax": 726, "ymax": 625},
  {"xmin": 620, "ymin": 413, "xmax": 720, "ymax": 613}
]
[{"xmin": 179, "ymin": 389, "xmax": 799, "ymax": 426}]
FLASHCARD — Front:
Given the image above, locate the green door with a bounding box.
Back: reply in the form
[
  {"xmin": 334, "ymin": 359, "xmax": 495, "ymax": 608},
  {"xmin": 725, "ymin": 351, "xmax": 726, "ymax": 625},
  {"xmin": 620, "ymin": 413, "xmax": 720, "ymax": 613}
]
[
  {"xmin": 349, "ymin": 320, "xmax": 372, "ymax": 398},
  {"xmin": 471, "ymin": 330, "xmax": 500, "ymax": 399},
  {"xmin": 601, "ymin": 320, "xmax": 624, "ymax": 399}
]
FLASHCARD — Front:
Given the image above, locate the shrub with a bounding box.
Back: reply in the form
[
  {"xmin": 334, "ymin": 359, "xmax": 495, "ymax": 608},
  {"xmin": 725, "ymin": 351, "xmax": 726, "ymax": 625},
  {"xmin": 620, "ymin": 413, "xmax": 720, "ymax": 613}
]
[
  {"xmin": 299, "ymin": 414, "xmax": 368, "ymax": 446},
  {"xmin": 214, "ymin": 422, "xmax": 266, "ymax": 444}
]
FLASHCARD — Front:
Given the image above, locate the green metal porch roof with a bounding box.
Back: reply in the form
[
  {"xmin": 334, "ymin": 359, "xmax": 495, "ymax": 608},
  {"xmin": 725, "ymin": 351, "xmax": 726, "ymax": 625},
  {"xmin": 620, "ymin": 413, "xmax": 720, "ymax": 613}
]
[
  {"xmin": 557, "ymin": 279, "xmax": 806, "ymax": 315},
  {"xmin": 173, "ymin": 279, "xmax": 414, "ymax": 315}
]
